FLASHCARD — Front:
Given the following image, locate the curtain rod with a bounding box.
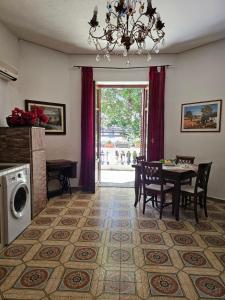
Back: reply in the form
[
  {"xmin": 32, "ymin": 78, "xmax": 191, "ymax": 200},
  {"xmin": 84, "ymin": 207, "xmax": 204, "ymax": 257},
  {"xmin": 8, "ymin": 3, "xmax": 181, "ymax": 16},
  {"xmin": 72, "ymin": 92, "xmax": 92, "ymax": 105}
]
[{"xmin": 73, "ymin": 65, "xmax": 171, "ymax": 70}]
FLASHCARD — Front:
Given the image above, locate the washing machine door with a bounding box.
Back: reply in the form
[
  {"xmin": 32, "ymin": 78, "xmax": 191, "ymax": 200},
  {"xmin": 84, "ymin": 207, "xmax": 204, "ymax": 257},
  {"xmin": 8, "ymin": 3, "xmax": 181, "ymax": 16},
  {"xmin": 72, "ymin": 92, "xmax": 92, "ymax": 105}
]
[{"xmin": 11, "ymin": 183, "xmax": 29, "ymax": 218}]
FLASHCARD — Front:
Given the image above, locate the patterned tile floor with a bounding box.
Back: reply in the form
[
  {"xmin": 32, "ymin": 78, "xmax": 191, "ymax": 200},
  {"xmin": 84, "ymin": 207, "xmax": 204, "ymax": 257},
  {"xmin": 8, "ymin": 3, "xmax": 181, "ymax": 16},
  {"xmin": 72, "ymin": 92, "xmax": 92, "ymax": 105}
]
[{"xmin": 0, "ymin": 187, "xmax": 225, "ymax": 299}]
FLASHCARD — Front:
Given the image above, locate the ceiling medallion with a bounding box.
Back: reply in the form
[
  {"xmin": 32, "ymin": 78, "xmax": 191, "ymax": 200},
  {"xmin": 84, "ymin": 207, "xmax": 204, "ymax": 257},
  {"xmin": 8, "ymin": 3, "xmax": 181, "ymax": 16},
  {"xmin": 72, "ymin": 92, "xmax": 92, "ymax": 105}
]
[{"xmin": 88, "ymin": 0, "xmax": 165, "ymax": 64}]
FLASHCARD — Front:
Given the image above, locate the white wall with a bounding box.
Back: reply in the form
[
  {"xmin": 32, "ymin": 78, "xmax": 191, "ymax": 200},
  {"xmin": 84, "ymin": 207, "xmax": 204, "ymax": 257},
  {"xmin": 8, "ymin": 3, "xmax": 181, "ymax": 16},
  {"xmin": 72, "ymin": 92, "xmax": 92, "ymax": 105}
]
[
  {"xmin": 0, "ymin": 21, "xmax": 20, "ymax": 126},
  {"xmin": 1, "ymin": 40, "xmax": 81, "ymax": 186},
  {"xmin": 0, "ymin": 21, "xmax": 19, "ymax": 68},
  {"xmin": 18, "ymin": 41, "xmax": 77, "ymax": 160},
  {"xmin": 165, "ymin": 39, "xmax": 225, "ymax": 200}
]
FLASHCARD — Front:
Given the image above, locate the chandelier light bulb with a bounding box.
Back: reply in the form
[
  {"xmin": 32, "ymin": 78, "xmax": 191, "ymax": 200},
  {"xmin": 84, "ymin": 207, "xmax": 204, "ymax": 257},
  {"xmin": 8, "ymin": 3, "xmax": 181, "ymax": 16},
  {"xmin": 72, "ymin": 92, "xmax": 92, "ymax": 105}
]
[
  {"xmin": 107, "ymin": 1, "xmax": 112, "ymax": 11},
  {"xmin": 117, "ymin": 32, "xmax": 122, "ymax": 38},
  {"xmin": 106, "ymin": 53, "xmax": 111, "ymax": 61},
  {"xmin": 96, "ymin": 41, "xmax": 101, "ymax": 50},
  {"xmin": 88, "ymin": 36, "xmax": 92, "ymax": 45},
  {"xmin": 126, "ymin": 59, "xmax": 131, "ymax": 66},
  {"xmin": 142, "ymin": 40, "xmax": 146, "ymax": 49},
  {"xmin": 139, "ymin": 4, "xmax": 144, "ymax": 14},
  {"xmin": 147, "ymin": 53, "xmax": 152, "ymax": 61},
  {"xmin": 123, "ymin": 49, "xmax": 128, "ymax": 57},
  {"xmin": 96, "ymin": 54, "xmax": 101, "ymax": 62},
  {"xmin": 94, "ymin": 6, "xmax": 98, "ymax": 14},
  {"xmin": 137, "ymin": 48, "xmax": 142, "ymax": 55},
  {"xmin": 153, "ymin": 43, "xmax": 160, "ymax": 54}
]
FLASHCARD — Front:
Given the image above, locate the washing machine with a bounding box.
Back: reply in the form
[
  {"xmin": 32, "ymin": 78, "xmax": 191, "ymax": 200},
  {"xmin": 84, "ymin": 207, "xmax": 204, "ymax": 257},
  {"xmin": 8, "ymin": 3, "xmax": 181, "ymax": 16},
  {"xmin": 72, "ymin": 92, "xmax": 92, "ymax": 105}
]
[{"xmin": 0, "ymin": 164, "xmax": 31, "ymax": 245}]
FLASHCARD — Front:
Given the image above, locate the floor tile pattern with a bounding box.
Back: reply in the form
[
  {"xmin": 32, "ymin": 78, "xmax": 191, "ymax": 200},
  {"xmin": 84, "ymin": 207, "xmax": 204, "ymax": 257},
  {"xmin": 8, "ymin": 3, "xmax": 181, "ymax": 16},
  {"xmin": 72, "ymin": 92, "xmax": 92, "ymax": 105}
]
[{"xmin": 0, "ymin": 188, "xmax": 225, "ymax": 299}]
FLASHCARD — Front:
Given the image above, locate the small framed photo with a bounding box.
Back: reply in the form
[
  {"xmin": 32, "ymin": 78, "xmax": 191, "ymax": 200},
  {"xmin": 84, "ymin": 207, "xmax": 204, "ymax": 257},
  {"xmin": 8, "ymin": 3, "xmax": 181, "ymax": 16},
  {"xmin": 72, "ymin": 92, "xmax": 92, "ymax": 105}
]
[
  {"xmin": 25, "ymin": 100, "xmax": 66, "ymax": 135},
  {"xmin": 181, "ymin": 100, "xmax": 222, "ymax": 132}
]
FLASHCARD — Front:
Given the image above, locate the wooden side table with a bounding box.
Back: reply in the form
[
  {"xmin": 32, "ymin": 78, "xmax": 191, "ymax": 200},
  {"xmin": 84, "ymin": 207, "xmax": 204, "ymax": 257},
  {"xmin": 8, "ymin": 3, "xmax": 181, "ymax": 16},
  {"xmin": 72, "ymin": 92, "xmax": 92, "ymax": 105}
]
[{"xmin": 46, "ymin": 160, "xmax": 77, "ymax": 199}]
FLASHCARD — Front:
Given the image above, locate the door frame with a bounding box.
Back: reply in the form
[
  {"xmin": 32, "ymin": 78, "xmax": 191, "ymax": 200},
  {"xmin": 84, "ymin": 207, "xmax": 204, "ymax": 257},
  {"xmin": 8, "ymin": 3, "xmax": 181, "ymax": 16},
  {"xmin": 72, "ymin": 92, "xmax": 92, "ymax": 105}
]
[{"xmin": 94, "ymin": 83, "xmax": 149, "ymax": 185}]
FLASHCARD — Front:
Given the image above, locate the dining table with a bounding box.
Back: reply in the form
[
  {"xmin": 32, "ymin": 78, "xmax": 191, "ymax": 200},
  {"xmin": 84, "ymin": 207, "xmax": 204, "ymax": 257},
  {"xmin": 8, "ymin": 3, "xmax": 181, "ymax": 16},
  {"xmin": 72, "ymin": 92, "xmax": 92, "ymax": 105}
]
[{"xmin": 132, "ymin": 163, "xmax": 198, "ymax": 221}]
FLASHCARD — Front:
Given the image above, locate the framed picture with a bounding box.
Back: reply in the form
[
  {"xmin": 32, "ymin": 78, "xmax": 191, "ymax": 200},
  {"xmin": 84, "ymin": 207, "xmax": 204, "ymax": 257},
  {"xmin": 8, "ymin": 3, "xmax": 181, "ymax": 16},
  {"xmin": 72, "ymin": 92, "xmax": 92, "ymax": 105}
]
[
  {"xmin": 181, "ymin": 100, "xmax": 222, "ymax": 132},
  {"xmin": 25, "ymin": 100, "xmax": 66, "ymax": 135}
]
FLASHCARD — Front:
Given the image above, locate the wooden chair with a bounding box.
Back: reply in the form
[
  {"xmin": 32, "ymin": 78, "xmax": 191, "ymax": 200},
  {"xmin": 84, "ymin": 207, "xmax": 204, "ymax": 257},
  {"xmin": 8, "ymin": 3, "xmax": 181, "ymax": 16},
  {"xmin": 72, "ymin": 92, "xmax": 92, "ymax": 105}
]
[
  {"xmin": 181, "ymin": 162, "xmax": 212, "ymax": 223},
  {"xmin": 136, "ymin": 156, "xmax": 146, "ymax": 164},
  {"xmin": 136, "ymin": 156, "xmax": 146, "ymax": 202},
  {"xmin": 176, "ymin": 156, "xmax": 196, "ymax": 201},
  {"xmin": 176, "ymin": 155, "xmax": 195, "ymax": 165},
  {"xmin": 141, "ymin": 162, "xmax": 174, "ymax": 219},
  {"xmin": 165, "ymin": 155, "xmax": 195, "ymax": 190}
]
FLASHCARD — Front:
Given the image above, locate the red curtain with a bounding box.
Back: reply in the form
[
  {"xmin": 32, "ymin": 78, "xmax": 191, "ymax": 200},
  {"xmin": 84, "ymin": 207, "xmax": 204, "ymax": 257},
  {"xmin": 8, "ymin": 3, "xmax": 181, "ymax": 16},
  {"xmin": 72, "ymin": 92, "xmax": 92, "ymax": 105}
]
[
  {"xmin": 79, "ymin": 67, "xmax": 95, "ymax": 192},
  {"xmin": 147, "ymin": 66, "xmax": 165, "ymax": 161}
]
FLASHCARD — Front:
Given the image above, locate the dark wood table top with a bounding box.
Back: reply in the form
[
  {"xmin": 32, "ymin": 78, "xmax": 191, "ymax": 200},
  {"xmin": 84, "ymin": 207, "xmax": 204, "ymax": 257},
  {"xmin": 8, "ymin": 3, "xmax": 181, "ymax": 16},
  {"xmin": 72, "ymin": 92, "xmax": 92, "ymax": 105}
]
[{"xmin": 132, "ymin": 163, "xmax": 198, "ymax": 175}]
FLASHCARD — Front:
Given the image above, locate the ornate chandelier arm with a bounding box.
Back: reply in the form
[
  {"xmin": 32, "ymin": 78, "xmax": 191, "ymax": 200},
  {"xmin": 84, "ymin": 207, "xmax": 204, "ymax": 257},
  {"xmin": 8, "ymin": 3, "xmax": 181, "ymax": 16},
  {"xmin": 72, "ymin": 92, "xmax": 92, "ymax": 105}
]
[
  {"xmin": 107, "ymin": 41, "xmax": 119, "ymax": 53},
  {"xmin": 96, "ymin": 39, "xmax": 118, "ymax": 53},
  {"xmin": 129, "ymin": 13, "xmax": 151, "ymax": 39},
  {"xmin": 88, "ymin": 0, "xmax": 165, "ymax": 61},
  {"xmin": 89, "ymin": 23, "xmax": 118, "ymax": 40},
  {"xmin": 146, "ymin": 30, "xmax": 162, "ymax": 44}
]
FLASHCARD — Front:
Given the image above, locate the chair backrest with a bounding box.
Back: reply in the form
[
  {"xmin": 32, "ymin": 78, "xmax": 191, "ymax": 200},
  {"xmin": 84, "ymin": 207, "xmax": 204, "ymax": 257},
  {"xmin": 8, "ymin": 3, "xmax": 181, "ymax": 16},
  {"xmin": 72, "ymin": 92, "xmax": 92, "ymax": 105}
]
[
  {"xmin": 141, "ymin": 162, "xmax": 163, "ymax": 186},
  {"xmin": 136, "ymin": 155, "xmax": 146, "ymax": 164},
  {"xmin": 195, "ymin": 162, "xmax": 212, "ymax": 192},
  {"xmin": 176, "ymin": 155, "xmax": 195, "ymax": 164}
]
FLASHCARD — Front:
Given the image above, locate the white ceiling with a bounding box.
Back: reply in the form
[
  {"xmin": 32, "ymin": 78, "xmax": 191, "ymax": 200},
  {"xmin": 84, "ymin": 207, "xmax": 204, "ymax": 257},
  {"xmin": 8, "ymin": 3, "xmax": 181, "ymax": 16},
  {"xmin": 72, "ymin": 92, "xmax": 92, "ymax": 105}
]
[{"xmin": 0, "ymin": 0, "xmax": 225, "ymax": 54}]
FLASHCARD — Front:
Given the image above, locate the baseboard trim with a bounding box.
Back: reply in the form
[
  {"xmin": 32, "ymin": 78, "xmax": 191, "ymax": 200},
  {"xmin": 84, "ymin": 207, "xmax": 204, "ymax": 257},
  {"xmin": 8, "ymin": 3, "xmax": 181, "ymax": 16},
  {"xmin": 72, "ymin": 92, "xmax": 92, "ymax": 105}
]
[
  {"xmin": 71, "ymin": 187, "xmax": 81, "ymax": 192},
  {"xmin": 208, "ymin": 196, "xmax": 225, "ymax": 203}
]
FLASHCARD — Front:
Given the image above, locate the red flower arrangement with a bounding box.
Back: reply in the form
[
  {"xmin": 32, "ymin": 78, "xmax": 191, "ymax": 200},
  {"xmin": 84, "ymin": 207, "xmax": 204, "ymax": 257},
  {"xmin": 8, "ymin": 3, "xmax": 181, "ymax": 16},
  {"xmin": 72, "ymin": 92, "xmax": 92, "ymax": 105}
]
[{"xmin": 6, "ymin": 106, "xmax": 49, "ymax": 127}]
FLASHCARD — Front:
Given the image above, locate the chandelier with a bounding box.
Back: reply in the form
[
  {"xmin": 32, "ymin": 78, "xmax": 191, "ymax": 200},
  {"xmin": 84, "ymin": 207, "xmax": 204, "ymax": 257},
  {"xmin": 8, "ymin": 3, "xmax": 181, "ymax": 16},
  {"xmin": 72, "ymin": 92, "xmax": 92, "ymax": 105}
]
[{"xmin": 88, "ymin": 0, "xmax": 165, "ymax": 63}]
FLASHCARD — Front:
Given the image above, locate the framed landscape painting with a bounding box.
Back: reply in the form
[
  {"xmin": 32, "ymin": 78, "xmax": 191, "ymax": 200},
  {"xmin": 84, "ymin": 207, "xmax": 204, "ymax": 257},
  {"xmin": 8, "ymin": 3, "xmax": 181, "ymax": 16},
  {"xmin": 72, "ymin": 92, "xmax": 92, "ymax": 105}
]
[
  {"xmin": 181, "ymin": 100, "xmax": 222, "ymax": 132},
  {"xmin": 25, "ymin": 100, "xmax": 66, "ymax": 135}
]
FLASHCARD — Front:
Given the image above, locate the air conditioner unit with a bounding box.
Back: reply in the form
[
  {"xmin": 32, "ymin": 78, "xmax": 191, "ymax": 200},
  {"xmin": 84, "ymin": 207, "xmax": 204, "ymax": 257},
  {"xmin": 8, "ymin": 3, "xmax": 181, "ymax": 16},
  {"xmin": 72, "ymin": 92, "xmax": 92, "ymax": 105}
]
[{"xmin": 0, "ymin": 60, "xmax": 18, "ymax": 81}]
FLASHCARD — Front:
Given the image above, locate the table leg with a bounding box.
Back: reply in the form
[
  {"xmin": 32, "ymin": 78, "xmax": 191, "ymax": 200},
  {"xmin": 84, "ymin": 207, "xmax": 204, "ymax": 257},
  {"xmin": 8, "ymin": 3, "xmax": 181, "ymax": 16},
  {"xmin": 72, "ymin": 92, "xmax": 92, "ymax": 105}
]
[
  {"xmin": 134, "ymin": 167, "xmax": 140, "ymax": 207},
  {"xmin": 46, "ymin": 173, "xmax": 50, "ymax": 200},
  {"xmin": 174, "ymin": 180, "xmax": 181, "ymax": 221}
]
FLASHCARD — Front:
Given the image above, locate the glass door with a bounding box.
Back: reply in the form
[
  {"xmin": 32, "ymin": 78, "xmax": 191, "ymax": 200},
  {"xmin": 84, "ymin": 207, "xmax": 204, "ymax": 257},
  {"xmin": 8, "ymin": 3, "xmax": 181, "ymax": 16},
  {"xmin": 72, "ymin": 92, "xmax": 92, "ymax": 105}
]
[
  {"xmin": 140, "ymin": 87, "xmax": 149, "ymax": 158},
  {"xmin": 95, "ymin": 86, "xmax": 101, "ymax": 186}
]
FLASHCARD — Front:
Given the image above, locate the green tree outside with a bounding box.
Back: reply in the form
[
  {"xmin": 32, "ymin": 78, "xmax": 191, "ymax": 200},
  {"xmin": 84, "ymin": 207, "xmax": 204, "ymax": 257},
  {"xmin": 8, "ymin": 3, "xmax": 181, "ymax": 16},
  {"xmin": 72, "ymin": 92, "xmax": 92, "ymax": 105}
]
[{"xmin": 101, "ymin": 88, "xmax": 142, "ymax": 143}]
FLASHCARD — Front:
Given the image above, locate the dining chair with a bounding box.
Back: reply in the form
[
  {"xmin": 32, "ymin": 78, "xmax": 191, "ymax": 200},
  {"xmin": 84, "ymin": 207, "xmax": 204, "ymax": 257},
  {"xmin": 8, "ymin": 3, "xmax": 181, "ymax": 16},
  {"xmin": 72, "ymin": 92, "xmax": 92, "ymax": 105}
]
[
  {"xmin": 136, "ymin": 155, "xmax": 146, "ymax": 164},
  {"xmin": 136, "ymin": 156, "xmax": 146, "ymax": 202},
  {"xmin": 165, "ymin": 155, "xmax": 195, "ymax": 190},
  {"xmin": 141, "ymin": 162, "xmax": 174, "ymax": 219},
  {"xmin": 176, "ymin": 155, "xmax": 195, "ymax": 164},
  {"xmin": 181, "ymin": 162, "xmax": 212, "ymax": 223},
  {"xmin": 176, "ymin": 155, "xmax": 196, "ymax": 202}
]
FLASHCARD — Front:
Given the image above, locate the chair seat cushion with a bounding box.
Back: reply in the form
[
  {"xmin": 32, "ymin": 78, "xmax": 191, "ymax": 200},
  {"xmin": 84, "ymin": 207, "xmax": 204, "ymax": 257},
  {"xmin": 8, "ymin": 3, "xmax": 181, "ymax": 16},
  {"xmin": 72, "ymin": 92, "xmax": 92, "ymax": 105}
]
[
  {"xmin": 181, "ymin": 179, "xmax": 191, "ymax": 184},
  {"xmin": 181, "ymin": 185, "xmax": 204, "ymax": 194},
  {"xmin": 166, "ymin": 182, "xmax": 174, "ymax": 187},
  {"xmin": 145, "ymin": 183, "xmax": 173, "ymax": 192}
]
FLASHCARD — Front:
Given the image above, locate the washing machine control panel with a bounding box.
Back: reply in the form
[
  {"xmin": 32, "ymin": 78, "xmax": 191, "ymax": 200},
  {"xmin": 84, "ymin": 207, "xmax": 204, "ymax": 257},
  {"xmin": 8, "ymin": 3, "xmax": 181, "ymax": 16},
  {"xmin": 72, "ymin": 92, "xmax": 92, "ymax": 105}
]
[
  {"xmin": 8, "ymin": 176, "xmax": 17, "ymax": 184},
  {"xmin": 5, "ymin": 169, "xmax": 28, "ymax": 185}
]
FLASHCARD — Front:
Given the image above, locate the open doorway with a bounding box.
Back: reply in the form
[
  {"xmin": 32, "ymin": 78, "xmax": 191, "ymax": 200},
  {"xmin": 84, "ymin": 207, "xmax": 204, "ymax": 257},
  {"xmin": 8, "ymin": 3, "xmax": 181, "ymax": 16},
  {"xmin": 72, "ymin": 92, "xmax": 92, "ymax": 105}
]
[{"xmin": 95, "ymin": 82, "xmax": 149, "ymax": 187}]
